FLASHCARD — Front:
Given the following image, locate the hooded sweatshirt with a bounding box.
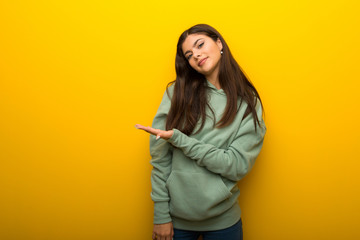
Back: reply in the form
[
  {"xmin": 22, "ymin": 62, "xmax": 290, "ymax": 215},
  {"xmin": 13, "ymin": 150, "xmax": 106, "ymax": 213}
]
[{"xmin": 149, "ymin": 79, "xmax": 267, "ymax": 231}]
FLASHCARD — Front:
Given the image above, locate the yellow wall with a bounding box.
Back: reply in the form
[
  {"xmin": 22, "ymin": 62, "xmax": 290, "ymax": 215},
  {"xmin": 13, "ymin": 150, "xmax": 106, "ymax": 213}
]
[{"xmin": 1, "ymin": 0, "xmax": 359, "ymax": 239}]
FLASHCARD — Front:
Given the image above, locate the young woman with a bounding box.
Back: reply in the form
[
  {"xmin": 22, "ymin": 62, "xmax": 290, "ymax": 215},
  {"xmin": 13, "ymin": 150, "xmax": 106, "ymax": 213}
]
[{"xmin": 136, "ymin": 24, "xmax": 267, "ymax": 240}]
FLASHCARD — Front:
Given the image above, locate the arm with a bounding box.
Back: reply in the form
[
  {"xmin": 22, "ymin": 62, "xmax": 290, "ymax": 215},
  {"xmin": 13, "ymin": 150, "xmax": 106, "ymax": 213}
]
[
  {"xmin": 149, "ymin": 87, "xmax": 174, "ymax": 224},
  {"xmin": 167, "ymin": 100, "xmax": 266, "ymax": 182}
]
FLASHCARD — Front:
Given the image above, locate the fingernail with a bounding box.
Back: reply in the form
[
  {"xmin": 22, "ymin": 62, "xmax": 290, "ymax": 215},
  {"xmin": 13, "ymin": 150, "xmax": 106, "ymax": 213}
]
[{"xmin": 156, "ymin": 135, "xmax": 160, "ymax": 140}]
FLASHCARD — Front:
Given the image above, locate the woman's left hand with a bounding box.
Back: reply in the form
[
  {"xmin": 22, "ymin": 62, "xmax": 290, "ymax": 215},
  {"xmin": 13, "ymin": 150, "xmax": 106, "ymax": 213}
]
[{"xmin": 135, "ymin": 124, "xmax": 174, "ymax": 140}]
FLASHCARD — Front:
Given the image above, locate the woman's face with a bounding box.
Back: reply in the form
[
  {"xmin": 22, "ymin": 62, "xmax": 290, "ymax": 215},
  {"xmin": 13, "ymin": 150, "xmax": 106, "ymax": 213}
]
[{"xmin": 182, "ymin": 33, "xmax": 223, "ymax": 78}]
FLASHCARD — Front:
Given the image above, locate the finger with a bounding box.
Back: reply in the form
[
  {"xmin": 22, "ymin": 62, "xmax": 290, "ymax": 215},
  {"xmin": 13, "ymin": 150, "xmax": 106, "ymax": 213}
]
[
  {"xmin": 135, "ymin": 124, "xmax": 160, "ymax": 135},
  {"xmin": 135, "ymin": 124, "xmax": 149, "ymax": 132}
]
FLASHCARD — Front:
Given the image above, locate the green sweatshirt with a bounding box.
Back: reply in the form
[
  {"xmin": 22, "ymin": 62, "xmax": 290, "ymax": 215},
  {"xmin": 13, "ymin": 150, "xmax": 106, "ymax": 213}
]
[{"xmin": 149, "ymin": 80, "xmax": 266, "ymax": 231}]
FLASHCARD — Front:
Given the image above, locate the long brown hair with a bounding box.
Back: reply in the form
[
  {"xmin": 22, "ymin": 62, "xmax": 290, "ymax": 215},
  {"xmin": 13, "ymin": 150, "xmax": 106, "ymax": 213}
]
[{"xmin": 165, "ymin": 24, "xmax": 264, "ymax": 135}]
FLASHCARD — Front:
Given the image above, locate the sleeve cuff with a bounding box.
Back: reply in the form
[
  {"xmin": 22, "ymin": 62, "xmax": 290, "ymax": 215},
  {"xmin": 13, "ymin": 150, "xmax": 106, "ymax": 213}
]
[
  {"xmin": 167, "ymin": 128, "xmax": 181, "ymax": 146},
  {"xmin": 153, "ymin": 201, "xmax": 172, "ymax": 224}
]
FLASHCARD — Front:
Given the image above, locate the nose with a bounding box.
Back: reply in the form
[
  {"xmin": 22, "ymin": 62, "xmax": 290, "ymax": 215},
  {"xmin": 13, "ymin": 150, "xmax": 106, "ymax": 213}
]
[
  {"xmin": 193, "ymin": 49, "xmax": 201, "ymax": 59},
  {"xmin": 193, "ymin": 52, "xmax": 201, "ymax": 60}
]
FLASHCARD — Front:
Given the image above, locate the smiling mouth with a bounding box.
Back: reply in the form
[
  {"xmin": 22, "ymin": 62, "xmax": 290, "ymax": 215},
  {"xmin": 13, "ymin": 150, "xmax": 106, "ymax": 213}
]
[{"xmin": 198, "ymin": 58, "xmax": 208, "ymax": 66}]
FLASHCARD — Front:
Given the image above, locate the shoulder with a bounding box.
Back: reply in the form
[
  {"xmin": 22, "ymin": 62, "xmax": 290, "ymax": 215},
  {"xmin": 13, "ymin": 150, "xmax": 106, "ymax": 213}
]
[
  {"xmin": 236, "ymin": 97, "xmax": 265, "ymax": 129},
  {"xmin": 238, "ymin": 96, "xmax": 263, "ymax": 115},
  {"xmin": 165, "ymin": 82, "xmax": 175, "ymax": 99}
]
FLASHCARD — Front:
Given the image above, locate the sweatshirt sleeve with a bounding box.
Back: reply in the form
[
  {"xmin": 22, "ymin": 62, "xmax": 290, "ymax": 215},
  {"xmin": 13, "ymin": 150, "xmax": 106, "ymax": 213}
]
[
  {"xmin": 149, "ymin": 86, "xmax": 173, "ymax": 224},
  {"xmin": 167, "ymin": 100, "xmax": 266, "ymax": 182}
]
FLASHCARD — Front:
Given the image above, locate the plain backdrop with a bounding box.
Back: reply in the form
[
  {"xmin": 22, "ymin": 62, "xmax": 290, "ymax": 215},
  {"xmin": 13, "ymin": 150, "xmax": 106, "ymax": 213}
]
[{"xmin": 1, "ymin": 0, "xmax": 359, "ymax": 239}]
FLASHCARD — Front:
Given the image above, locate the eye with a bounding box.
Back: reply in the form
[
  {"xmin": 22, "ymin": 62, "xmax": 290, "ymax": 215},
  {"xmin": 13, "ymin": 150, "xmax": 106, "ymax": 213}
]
[{"xmin": 185, "ymin": 42, "xmax": 204, "ymax": 60}]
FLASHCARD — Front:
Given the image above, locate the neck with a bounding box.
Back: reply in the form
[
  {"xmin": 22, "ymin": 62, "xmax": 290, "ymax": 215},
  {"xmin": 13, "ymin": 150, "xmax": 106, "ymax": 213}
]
[{"xmin": 206, "ymin": 68, "xmax": 221, "ymax": 90}]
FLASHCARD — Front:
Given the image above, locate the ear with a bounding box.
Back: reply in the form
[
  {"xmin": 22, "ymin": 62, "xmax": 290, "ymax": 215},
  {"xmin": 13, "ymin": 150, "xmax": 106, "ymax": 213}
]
[{"xmin": 216, "ymin": 38, "xmax": 223, "ymax": 51}]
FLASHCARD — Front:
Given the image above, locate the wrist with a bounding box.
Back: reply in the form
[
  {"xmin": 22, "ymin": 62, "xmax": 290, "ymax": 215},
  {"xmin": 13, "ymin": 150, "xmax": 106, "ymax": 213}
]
[{"xmin": 169, "ymin": 130, "xmax": 174, "ymax": 139}]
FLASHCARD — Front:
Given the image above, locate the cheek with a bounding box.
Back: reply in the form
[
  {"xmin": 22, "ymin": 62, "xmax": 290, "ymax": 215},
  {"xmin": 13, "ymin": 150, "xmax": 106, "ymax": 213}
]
[
  {"xmin": 210, "ymin": 47, "xmax": 219, "ymax": 57},
  {"xmin": 189, "ymin": 60, "xmax": 197, "ymax": 69}
]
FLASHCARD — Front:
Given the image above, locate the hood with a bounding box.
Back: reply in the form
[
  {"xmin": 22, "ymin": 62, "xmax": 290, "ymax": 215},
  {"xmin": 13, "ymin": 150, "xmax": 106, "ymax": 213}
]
[{"xmin": 206, "ymin": 79, "xmax": 226, "ymax": 96}]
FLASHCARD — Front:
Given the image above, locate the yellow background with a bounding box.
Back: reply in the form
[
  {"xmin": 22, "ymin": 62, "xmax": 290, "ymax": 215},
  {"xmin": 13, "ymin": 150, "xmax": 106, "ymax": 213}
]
[{"xmin": 1, "ymin": 0, "xmax": 359, "ymax": 239}]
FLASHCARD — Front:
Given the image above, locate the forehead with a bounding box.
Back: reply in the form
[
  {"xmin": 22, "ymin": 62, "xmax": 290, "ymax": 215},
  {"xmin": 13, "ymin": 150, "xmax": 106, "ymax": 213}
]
[{"xmin": 182, "ymin": 34, "xmax": 209, "ymax": 52}]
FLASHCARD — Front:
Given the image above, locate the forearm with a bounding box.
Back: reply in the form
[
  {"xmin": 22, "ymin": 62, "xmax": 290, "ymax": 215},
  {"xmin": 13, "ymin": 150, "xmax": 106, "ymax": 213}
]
[{"xmin": 167, "ymin": 120, "xmax": 266, "ymax": 182}]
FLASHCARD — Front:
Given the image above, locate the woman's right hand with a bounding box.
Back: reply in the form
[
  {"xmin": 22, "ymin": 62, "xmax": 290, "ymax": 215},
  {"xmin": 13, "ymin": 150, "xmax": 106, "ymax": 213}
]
[{"xmin": 152, "ymin": 222, "xmax": 174, "ymax": 240}]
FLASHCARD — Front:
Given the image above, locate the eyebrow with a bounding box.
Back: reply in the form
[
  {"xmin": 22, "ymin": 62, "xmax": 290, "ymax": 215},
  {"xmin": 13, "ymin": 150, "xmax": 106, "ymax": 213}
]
[{"xmin": 184, "ymin": 38, "xmax": 204, "ymax": 56}]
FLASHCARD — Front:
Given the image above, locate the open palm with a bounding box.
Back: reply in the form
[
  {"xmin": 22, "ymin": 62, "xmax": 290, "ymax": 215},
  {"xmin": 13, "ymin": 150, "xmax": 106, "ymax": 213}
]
[{"xmin": 135, "ymin": 124, "xmax": 174, "ymax": 140}]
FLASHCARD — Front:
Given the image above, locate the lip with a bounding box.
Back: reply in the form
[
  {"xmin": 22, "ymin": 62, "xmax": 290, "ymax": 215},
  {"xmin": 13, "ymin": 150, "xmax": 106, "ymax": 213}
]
[{"xmin": 198, "ymin": 57, "xmax": 208, "ymax": 66}]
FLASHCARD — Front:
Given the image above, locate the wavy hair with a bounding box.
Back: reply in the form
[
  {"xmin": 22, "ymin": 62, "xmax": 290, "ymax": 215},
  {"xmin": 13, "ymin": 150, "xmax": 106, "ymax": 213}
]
[{"xmin": 165, "ymin": 24, "xmax": 264, "ymax": 135}]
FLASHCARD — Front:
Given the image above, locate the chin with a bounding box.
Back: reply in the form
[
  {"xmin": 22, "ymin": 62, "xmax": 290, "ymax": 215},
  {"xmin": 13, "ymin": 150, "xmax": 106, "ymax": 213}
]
[{"xmin": 200, "ymin": 68, "xmax": 213, "ymax": 76}]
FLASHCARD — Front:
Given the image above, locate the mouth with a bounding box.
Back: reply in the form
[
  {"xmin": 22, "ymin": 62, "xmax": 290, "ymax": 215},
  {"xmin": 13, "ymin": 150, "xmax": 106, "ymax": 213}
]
[{"xmin": 198, "ymin": 57, "xmax": 208, "ymax": 66}]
